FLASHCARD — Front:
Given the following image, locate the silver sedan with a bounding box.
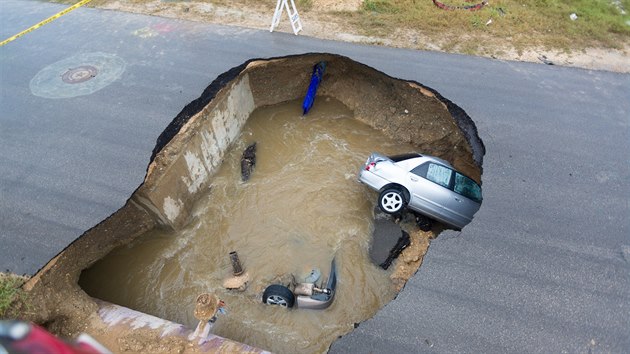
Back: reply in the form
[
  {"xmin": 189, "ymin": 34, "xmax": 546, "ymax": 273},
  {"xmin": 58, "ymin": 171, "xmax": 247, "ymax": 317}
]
[{"xmin": 358, "ymin": 153, "xmax": 482, "ymax": 230}]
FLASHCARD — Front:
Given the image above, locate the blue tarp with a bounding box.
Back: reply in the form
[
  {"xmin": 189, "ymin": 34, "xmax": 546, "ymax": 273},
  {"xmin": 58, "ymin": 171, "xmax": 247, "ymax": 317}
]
[{"xmin": 302, "ymin": 61, "xmax": 326, "ymax": 115}]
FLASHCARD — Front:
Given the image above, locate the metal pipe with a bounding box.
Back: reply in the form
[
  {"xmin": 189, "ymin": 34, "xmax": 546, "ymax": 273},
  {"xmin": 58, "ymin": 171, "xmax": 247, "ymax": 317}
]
[
  {"xmin": 313, "ymin": 287, "xmax": 331, "ymax": 295},
  {"xmin": 229, "ymin": 251, "xmax": 244, "ymax": 276}
]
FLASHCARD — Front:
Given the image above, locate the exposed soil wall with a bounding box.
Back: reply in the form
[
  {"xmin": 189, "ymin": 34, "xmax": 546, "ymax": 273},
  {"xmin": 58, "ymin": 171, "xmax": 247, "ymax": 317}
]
[{"xmin": 20, "ymin": 53, "xmax": 484, "ymax": 352}]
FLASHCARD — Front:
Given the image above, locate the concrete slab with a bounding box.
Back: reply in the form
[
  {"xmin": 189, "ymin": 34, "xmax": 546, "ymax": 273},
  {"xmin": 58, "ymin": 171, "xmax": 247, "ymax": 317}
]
[{"xmin": 369, "ymin": 210, "xmax": 410, "ymax": 269}]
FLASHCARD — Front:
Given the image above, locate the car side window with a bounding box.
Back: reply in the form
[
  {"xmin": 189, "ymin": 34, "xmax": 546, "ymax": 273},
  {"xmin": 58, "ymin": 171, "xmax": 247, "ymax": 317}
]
[
  {"xmin": 454, "ymin": 173, "xmax": 482, "ymax": 202},
  {"xmin": 412, "ymin": 162, "xmax": 452, "ymax": 188},
  {"xmin": 410, "ymin": 162, "xmax": 429, "ymax": 177},
  {"xmin": 427, "ymin": 163, "xmax": 452, "ymax": 188}
]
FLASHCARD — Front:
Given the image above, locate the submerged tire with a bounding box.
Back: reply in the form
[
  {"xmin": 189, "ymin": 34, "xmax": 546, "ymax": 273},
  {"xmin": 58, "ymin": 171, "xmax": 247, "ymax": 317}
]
[
  {"xmin": 262, "ymin": 285, "xmax": 295, "ymax": 308},
  {"xmin": 379, "ymin": 188, "xmax": 406, "ymax": 214}
]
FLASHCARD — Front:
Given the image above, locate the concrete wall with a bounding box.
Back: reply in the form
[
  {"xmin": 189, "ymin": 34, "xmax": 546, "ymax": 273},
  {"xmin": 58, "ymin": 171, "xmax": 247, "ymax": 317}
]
[{"xmin": 133, "ymin": 73, "xmax": 256, "ymax": 229}]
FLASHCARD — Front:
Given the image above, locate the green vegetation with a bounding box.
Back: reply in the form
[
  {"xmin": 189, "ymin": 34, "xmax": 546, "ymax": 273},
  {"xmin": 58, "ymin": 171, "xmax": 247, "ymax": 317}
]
[
  {"xmin": 363, "ymin": 0, "xmax": 400, "ymax": 14},
  {"xmin": 355, "ymin": 0, "xmax": 630, "ymax": 50},
  {"xmin": 0, "ymin": 274, "xmax": 27, "ymax": 318}
]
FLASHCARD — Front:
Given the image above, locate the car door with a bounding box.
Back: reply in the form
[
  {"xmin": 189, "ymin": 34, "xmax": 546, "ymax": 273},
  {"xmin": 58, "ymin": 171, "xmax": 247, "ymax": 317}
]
[
  {"xmin": 407, "ymin": 162, "xmax": 456, "ymax": 222},
  {"xmin": 449, "ymin": 172, "xmax": 482, "ymax": 219}
]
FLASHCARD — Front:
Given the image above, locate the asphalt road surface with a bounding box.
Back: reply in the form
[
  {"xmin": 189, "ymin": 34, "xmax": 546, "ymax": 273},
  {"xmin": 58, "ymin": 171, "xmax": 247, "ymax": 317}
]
[{"xmin": 1, "ymin": 1, "xmax": 628, "ymax": 352}]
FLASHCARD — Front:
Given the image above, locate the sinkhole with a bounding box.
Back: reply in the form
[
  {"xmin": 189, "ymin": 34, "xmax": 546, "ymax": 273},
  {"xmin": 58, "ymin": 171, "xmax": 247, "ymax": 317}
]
[{"xmin": 28, "ymin": 53, "xmax": 484, "ymax": 354}]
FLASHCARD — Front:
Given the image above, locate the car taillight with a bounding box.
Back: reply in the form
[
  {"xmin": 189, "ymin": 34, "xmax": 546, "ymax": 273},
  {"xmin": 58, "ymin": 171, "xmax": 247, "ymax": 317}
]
[{"xmin": 365, "ymin": 162, "xmax": 376, "ymax": 171}]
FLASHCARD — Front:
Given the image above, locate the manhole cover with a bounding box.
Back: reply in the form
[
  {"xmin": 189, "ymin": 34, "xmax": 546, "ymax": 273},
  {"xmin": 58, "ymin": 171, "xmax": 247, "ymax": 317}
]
[
  {"xmin": 30, "ymin": 52, "xmax": 125, "ymax": 99},
  {"xmin": 61, "ymin": 65, "xmax": 98, "ymax": 84}
]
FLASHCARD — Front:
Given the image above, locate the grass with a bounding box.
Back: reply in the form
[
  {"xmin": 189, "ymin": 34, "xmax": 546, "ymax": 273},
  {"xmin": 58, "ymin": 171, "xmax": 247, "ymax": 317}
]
[
  {"xmin": 353, "ymin": 0, "xmax": 630, "ymax": 51},
  {"xmin": 363, "ymin": 0, "xmax": 400, "ymax": 14},
  {"xmin": 0, "ymin": 274, "xmax": 28, "ymax": 318}
]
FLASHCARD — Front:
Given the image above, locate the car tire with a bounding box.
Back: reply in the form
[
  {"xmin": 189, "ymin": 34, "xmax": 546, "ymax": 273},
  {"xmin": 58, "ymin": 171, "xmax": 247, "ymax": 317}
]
[
  {"xmin": 262, "ymin": 285, "xmax": 295, "ymax": 308},
  {"xmin": 379, "ymin": 188, "xmax": 406, "ymax": 214},
  {"xmin": 415, "ymin": 214, "xmax": 433, "ymax": 232}
]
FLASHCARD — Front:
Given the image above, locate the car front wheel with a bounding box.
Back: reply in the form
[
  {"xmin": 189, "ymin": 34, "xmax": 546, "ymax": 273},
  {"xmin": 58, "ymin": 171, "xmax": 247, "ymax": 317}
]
[
  {"xmin": 262, "ymin": 285, "xmax": 295, "ymax": 308},
  {"xmin": 379, "ymin": 188, "xmax": 406, "ymax": 214}
]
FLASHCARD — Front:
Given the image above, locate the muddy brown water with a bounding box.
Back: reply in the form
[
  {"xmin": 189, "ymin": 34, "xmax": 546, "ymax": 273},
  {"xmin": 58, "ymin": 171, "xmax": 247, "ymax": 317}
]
[{"xmin": 80, "ymin": 97, "xmax": 420, "ymax": 353}]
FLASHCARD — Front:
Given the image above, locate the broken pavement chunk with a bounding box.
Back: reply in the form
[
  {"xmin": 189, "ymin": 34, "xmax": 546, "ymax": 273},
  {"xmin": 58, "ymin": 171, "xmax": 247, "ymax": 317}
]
[
  {"xmin": 380, "ymin": 231, "xmax": 411, "ymax": 270},
  {"xmin": 369, "ymin": 209, "xmax": 411, "ymax": 269}
]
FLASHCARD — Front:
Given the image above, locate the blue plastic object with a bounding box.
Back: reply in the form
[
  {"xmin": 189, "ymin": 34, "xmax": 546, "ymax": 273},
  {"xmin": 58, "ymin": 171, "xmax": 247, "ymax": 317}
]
[{"xmin": 302, "ymin": 61, "xmax": 326, "ymax": 115}]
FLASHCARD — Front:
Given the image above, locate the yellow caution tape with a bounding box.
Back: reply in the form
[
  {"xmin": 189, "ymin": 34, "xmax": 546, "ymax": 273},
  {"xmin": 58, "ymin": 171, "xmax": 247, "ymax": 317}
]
[{"xmin": 0, "ymin": 0, "xmax": 93, "ymax": 47}]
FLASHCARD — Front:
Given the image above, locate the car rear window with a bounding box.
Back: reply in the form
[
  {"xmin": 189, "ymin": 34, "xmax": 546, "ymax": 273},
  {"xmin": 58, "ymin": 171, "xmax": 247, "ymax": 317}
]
[
  {"xmin": 388, "ymin": 153, "xmax": 421, "ymax": 162},
  {"xmin": 454, "ymin": 173, "xmax": 482, "ymax": 203}
]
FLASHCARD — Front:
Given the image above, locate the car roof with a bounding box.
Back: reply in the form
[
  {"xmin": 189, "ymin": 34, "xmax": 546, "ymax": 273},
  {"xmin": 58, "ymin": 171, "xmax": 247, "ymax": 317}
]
[{"xmin": 421, "ymin": 155, "xmax": 452, "ymax": 167}]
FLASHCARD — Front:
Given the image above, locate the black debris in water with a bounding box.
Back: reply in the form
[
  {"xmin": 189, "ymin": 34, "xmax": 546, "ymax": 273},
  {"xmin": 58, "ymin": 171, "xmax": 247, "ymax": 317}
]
[{"xmin": 241, "ymin": 142, "xmax": 257, "ymax": 181}]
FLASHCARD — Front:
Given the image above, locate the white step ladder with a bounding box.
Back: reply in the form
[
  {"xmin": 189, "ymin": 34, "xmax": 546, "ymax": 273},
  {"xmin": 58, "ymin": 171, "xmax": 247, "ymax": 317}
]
[{"xmin": 270, "ymin": 0, "xmax": 302, "ymax": 35}]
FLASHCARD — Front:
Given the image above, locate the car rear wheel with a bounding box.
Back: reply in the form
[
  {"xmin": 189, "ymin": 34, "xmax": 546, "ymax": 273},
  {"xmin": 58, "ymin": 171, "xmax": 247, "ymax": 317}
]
[
  {"xmin": 379, "ymin": 188, "xmax": 406, "ymax": 214},
  {"xmin": 262, "ymin": 285, "xmax": 295, "ymax": 308}
]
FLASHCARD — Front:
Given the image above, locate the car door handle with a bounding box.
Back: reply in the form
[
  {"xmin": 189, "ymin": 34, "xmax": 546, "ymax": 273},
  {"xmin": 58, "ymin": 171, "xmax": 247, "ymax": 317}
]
[
  {"xmin": 454, "ymin": 197, "xmax": 462, "ymax": 202},
  {"xmin": 410, "ymin": 176, "xmax": 418, "ymax": 182}
]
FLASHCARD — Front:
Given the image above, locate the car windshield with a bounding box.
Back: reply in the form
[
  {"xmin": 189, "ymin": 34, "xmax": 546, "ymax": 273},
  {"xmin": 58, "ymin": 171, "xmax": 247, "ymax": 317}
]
[{"xmin": 454, "ymin": 173, "xmax": 482, "ymax": 203}]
